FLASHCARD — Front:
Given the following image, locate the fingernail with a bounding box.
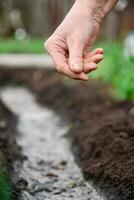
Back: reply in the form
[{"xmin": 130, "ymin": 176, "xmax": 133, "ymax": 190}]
[
  {"xmin": 72, "ymin": 64, "xmax": 82, "ymax": 72},
  {"xmin": 83, "ymin": 75, "xmax": 88, "ymax": 81}
]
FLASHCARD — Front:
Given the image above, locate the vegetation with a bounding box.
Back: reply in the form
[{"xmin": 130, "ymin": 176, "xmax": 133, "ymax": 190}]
[
  {"xmin": 0, "ymin": 37, "xmax": 45, "ymax": 54},
  {"xmin": 0, "ymin": 152, "xmax": 11, "ymax": 200},
  {"xmin": 90, "ymin": 41, "xmax": 134, "ymax": 100}
]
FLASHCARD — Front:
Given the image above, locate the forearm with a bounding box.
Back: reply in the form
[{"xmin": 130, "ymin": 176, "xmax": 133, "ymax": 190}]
[{"xmin": 75, "ymin": 0, "xmax": 119, "ymax": 23}]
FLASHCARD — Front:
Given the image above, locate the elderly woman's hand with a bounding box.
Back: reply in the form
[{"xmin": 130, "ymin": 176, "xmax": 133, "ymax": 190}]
[{"xmin": 45, "ymin": 0, "xmax": 118, "ymax": 80}]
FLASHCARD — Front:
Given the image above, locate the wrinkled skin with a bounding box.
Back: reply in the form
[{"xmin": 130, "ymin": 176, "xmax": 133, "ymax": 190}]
[{"xmin": 45, "ymin": 0, "xmax": 118, "ymax": 80}]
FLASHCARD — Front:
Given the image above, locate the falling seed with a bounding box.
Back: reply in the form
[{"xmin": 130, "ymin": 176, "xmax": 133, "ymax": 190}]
[
  {"xmin": 0, "ymin": 120, "xmax": 7, "ymax": 129},
  {"xmin": 68, "ymin": 181, "xmax": 77, "ymax": 188}
]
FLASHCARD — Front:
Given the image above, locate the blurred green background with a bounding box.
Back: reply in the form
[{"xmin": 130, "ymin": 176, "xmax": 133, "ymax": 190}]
[
  {"xmin": 91, "ymin": 41, "xmax": 134, "ymax": 100},
  {"xmin": 0, "ymin": 38, "xmax": 44, "ymax": 54}
]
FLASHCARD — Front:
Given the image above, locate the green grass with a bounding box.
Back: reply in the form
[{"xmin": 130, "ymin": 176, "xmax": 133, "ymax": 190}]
[
  {"xmin": 0, "ymin": 152, "xmax": 11, "ymax": 200},
  {"xmin": 0, "ymin": 37, "xmax": 45, "ymax": 54},
  {"xmin": 90, "ymin": 41, "xmax": 134, "ymax": 100}
]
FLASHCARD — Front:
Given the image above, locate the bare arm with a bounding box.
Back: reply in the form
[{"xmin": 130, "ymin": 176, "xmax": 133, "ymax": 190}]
[{"xmin": 76, "ymin": 0, "xmax": 118, "ymax": 23}]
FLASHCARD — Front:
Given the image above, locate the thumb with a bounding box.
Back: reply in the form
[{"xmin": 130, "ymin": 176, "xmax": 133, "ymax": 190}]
[{"xmin": 68, "ymin": 39, "xmax": 84, "ymax": 74}]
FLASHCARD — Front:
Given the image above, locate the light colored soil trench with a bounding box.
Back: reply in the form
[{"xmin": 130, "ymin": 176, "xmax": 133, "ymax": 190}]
[{"xmin": 0, "ymin": 86, "xmax": 105, "ymax": 200}]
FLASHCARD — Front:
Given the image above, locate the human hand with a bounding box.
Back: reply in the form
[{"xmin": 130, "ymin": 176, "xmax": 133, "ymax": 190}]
[{"xmin": 44, "ymin": 1, "xmax": 106, "ymax": 80}]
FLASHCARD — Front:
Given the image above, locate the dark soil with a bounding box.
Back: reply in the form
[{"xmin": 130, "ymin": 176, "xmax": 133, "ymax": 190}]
[
  {"xmin": 0, "ymin": 68, "xmax": 134, "ymax": 199},
  {"xmin": 0, "ymin": 99, "xmax": 23, "ymax": 199}
]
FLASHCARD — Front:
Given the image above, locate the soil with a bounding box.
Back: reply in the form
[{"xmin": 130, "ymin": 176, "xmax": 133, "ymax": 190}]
[
  {"xmin": 0, "ymin": 99, "xmax": 23, "ymax": 199},
  {"xmin": 0, "ymin": 68, "xmax": 134, "ymax": 199}
]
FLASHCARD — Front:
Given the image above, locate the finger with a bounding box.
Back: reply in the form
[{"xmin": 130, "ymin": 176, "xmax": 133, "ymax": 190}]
[
  {"xmin": 84, "ymin": 48, "xmax": 104, "ymax": 58},
  {"xmin": 88, "ymin": 48, "xmax": 104, "ymax": 57},
  {"xmin": 68, "ymin": 38, "xmax": 84, "ymax": 74},
  {"xmin": 85, "ymin": 54, "xmax": 104, "ymax": 64},
  {"xmin": 48, "ymin": 48, "xmax": 88, "ymax": 81},
  {"xmin": 83, "ymin": 62, "xmax": 98, "ymax": 74},
  {"xmin": 60, "ymin": 63, "xmax": 88, "ymax": 81}
]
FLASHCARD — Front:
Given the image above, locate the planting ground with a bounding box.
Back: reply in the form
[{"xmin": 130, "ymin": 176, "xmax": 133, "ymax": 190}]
[{"xmin": 0, "ymin": 68, "xmax": 134, "ymax": 199}]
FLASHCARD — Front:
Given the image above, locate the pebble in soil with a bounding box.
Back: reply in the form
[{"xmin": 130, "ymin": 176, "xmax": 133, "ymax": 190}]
[{"xmin": 1, "ymin": 87, "xmax": 105, "ymax": 200}]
